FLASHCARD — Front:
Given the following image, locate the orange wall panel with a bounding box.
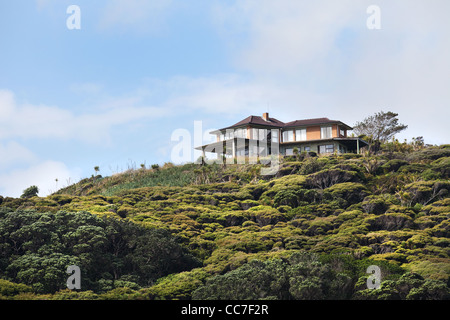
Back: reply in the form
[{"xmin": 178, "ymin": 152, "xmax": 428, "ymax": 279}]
[
  {"xmin": 332, "ymin": 124, "xmax": 338, "ymax": 138},
  {"xmin": 307, "ymin": 126, "xmax": 321, "ymax": 140}
]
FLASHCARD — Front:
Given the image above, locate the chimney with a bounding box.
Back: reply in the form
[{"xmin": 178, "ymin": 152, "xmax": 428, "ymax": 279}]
[{"xmin": 262, "ymin": 112, "xmax": 269, "ymax": 121}]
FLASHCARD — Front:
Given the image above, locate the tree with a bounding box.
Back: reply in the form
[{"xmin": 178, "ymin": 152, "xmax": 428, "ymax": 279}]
[
  {"xmin": 192, "ymin": 253, "xmax": 354, "ymax": 300},
  {"xmin": 20, "ymin": 185, "xmax": 39, "ymax": 199},
  {"xmin": 0, "ymin": 209, "xmax": 201, "ymax": 293},
  {"xmin": 353, "ymin": 111, "xmax": 408, "ymax": 152}
]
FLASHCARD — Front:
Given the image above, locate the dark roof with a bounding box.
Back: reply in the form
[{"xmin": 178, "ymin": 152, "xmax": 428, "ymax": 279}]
[
  {"xmin": 284, "ymin": 117, "xmax": 352, "ymax": 129},
  {"xmin": 231, "ymin": 115, "xmax": 285, "ymax": 127},
  {"xmin": 211, "ymin": 115, "xmax": 352, "ymax": 134},
  {"xmin": 212, "ymin": 115, "xmax": 285, "ymax": 133}
]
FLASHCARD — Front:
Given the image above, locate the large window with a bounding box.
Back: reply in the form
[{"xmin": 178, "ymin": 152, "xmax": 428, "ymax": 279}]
[
  {"xmin": 295, "ymin": 128, "xmax": 306, "ymax": 141},
  {"xmin": 224, "ymin": 130, "xmax": 233, "ymax": 140},
  {"xmin": 283, "ymin": 130, "xmax": 294, "ymax": 142},
  {"xmin": 259, "ymin": 129, "xmax": 267, "ymax": 140},
  {"xmin": 251, "ymin": 128, "xmax": 277, "ymax": 141},
  {"xmin": 271, "ymin": 129, "xmax": 279, "ymax": 142},
  {"xmin": 251, "ymin": 128, "xmax": 259, "ymax": 140},
  {"xmin": 321, "ymin": 126, "xmax": 332, "ymax": 139},
  {"xmin": 285, "ymin": 148, "xmax": 294, "ymax": 156},
  {"xmin": 319, "ymin": 144, "xmax": 334, "ymax": 154},
  {"xmin": 235, "ymin": 128, "xmax": 247, "ymax": 138}
]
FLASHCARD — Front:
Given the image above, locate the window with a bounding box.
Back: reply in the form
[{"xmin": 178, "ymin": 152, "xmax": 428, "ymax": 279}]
[
  {"xmin": 295, "ymin": 128, "xmax": 306, "ymax": 141},
  {"xmin": 283, "ymin": 130, "xmax": 294, "ymax": 142},
  {"xmin": 285, "ymin": 148, "xmax": 294, "ymax": 156},
  {"xmin": 235, "ymin": 129, "xmax": 241, "ymax": 138},
  {"xmin": 251, "ymin": 128, "xmax": 258, "ymax": 140},
  {"xmin": 319, "ymin": 144, "xmax": 334, "ymax": 154},
  {"xmin": 271, "ymin": 129, "xmax": 279, "ymax": 142},
  {"xmin": 321, "ymin": 126, "xmax": 332, "ymax": 139},
  {"xmin": 304, "ymin": 146, "xmax": 311, "ymax": 152},
  {"xmin": 259, "ymin": 129, "xmax": 267, "ymax": 140},
  {"xmin": 225, "ymin": 130, "xmax": 234, "ymax": 140},
  {"xmin": 236, "ymin": 128, "xmax": 241, "ymax": 138},
  {"xmin": 237, "ymin": 149, "xmax": 247, "ymax": 156},
  {"xmin": 339, "ymin": 128, "xmax": 345, "ymax": 137},
  {"xmin": 230, "ymin": 128, "xmax": 247, "ymax": 139}
]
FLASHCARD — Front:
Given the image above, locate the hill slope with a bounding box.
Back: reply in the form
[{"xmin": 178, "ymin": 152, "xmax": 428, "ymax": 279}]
[{"xmin": 0, "ymin": 145, "xmax": 449, "ymax": 299}]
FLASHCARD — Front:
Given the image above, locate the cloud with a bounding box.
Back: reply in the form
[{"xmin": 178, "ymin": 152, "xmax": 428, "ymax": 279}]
[
  {"xmin": 161, "ymin": 74, "xmax": 274, "ymax": 115},
  {"xmin": 212, "ymin": 0, "xmax": 359, "ymax": 75},
  {"xmin": 0, "ymin": 141, "xmax": 37, "ymax": 168},
  {"xmin": 0, "ymin": 160, "xmax": 80, "ymax": 198},
  {"xmin": 0, "ymin": 140, "xmax": 80, "ymax": 198},
  {"xmin": 0, "ymin": 89, "xmax": 169, "ymax": 144}
]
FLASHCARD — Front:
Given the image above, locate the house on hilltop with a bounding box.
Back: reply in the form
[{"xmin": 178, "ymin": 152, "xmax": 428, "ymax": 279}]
[{"xmin": 195, "ymin": 113, "xmax": 368, "ymax": 159}]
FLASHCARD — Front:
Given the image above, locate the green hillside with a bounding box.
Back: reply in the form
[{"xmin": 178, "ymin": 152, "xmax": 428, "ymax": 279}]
[{"xmin": 1, "ymin": 144, "xmax": 449, "ymax": 300}]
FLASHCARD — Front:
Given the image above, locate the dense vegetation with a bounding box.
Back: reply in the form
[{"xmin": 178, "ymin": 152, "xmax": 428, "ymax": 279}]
[
  {"xmin": 0, "ymin": 143, "xmax": 449, "ymax": 300},
  {"xmin": 0, "ymin": 209, "xmax": 200, "ymax": 294}
]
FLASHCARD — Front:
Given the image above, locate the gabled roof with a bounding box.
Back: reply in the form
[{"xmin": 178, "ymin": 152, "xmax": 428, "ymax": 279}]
[
  {"xmin": 210, "ymin": 115, "xmax": 352, "ymax": 134},
  {"xmin": 231, "ymin": 115, "xmax": 285, "ymax": 128},
  {"xmin": 284, "ymin": 117, "xmax": 353, "ymax": 130},
  {"xmin": 211, "ymin": 115, "xmax": 285, "ymax": 133}
]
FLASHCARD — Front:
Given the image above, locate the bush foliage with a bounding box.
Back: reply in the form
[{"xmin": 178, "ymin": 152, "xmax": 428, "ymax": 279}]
[{"xmin": 0, "ymin": 145, "xmax": 449, "ymax": 300}]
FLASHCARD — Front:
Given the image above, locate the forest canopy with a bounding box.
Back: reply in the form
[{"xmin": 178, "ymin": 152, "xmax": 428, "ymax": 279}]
[{"xmin": 0, "ymin": 208, "xmax": 200, "ymax": 293}]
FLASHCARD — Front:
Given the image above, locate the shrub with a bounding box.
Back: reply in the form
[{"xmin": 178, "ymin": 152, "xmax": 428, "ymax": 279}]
[
  {"xmin": 406, "ymin": 259, "xmax": 450, "ymax": 281},
  {"xmin": 431, "ymin": 157, "xmax": 450, "ymax": 178},
  {"xmin": 406, "ymin": 147, "xmax": 450, "ymax": 162},
  {"xmin": 306, "ymin": 169, "xmax": 359, "ymax": 189},
  {"xmin": 142, "ymin": 268, "xmax": 210, "ymax": 300},
  {"xmin": 247, "ymin": 206, "xmax": 287, "ymax": 226},
  {"xmin": 326, "ymin": 182, "xmax": 370, "ymax": 205},
  {"xmin": 273, "ymin": 188, "xmax": 304, "ymax": 208},
  {"xmin": 401, "ymin": 180, "xmax": 450, "ymax": 206},
  {"xmin": 366, "ymin": 213, "xmax": 415, "ymax": 231},
  {"xmin": 361, "ymin": 195, "xmax": 389, "ymax": 214},
  {"xmin": 381, "ymin": 159, "xmax": 409, "ymax": 173},
  {"xmin": 299, "ymin": 158, "xmax": 324, "ymax": 175},
  {"xmin": 193, "ymin": 253, "xmax": 354, "ymax": 300},
  {"xmin": 20, "ymin": 185, "xmax": 39, "ymax": 199},
  {"xmin": 0, "ymin": 279, "xmax": 33, "ymax": 297},
  {"xmin": 355, "ymin": 273, "xmax": 449, "ymax": 300}
]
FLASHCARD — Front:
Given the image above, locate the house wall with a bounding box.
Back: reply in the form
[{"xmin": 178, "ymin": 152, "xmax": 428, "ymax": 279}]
[
  {"xmin": 332, "ymin": 124, "xmax": 338, "ymax": 138},
  {"xmin": 306, "ymin": 126, "xmax": 321, "ymax": 140}
]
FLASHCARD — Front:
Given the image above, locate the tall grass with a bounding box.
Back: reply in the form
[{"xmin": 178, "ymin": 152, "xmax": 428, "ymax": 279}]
[{"xmin": 101, "ymin": 163, "xmax": 198, "ymax": 196}]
